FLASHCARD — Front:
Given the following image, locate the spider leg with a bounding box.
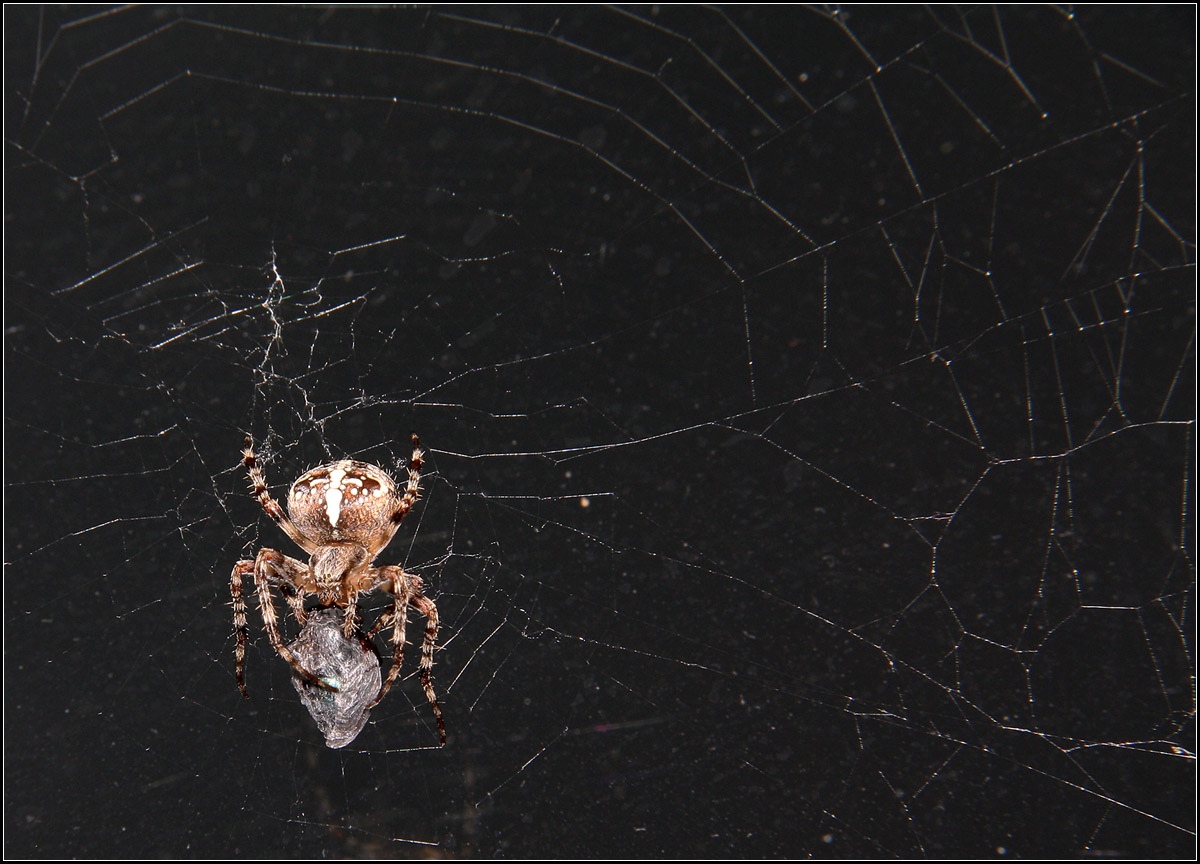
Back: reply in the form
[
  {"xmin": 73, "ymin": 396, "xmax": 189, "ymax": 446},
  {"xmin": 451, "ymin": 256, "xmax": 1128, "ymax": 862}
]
[
  {"xmin": 230, "ymin": 559, "xmax": 254, "ymax": 697},
  {"xmin": 408, "ymin": 589, "xmax": 446, "ymax": 746},
  {"xmin": 368, "ymin": 569, "xmax": 411, "ymax": 709},
  {"xmin": 252, "ymin": 549, "xmax": 335, "ymax": 692},
  {"xmin": 389, "ymin": 434, "xmax": 423, "ymax": 528},
  {"xmin": 242, "ymin": 435, "xmax": 317, "ymax": 555},
  {"xmin": 365, "ymin": 605, "xmax": 395, "ymax": 641},
  {"xmin": 282, "ymin": 583, "xmax": 307, "ymax": 627},
  {"xmin": 368, "ymin": 568, "xmax": 446, "ymax": 746},
  {"xmin": 341, "ymin": 597, "xmax": 358, "ymax": 638}
]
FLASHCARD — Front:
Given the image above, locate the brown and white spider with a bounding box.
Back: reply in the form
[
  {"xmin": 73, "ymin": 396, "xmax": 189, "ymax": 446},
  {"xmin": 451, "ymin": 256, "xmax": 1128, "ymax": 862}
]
[{"xmin": 230, "ymin": 433, "xmax": 445, "ymax": 745}]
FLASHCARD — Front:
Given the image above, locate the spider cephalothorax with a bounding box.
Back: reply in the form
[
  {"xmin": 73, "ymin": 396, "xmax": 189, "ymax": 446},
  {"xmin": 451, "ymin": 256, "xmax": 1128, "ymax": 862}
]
[{"xmin": 229, "ymin": 434, "xmax": 445, "ymax": 745}]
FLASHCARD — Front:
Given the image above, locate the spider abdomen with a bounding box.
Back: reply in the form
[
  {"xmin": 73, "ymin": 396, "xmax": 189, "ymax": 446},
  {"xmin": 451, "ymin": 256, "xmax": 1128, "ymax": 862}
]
[{"xmin": 288, "ymin": 460, "xmax": 399, "ymax": 546}]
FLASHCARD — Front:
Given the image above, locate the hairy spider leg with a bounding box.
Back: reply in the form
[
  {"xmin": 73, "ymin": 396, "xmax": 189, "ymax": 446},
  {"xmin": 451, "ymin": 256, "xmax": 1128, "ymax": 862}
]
[
  {"xmin": 368, "ymin": 566, "xmax": 411, "ymax": 708},
  {"xmin": 366, "ymin": 569, "xmax": 445, "ymax": 746},
  {"xmin": 230, "ymin": 559, "xmax": 253, "ymax": 697},
  {"xmin": 384, "ymin": 434, "xmax": 424, "ymax": 538},
  {"xmin": 409, "ymin": 591, "xmax": 445, "ymax": 746},
  {"xmin": 230, "ymin": 550, "xmax": 334, "ymax": 694},
  {"xmin": 242, "ymin": 435, "xmax": 317, "ymax": 555}
]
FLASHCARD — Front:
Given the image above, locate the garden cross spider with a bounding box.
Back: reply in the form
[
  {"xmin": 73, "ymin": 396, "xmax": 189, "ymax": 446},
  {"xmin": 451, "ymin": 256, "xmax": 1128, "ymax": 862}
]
[{"xmin": 230, "ymin": 433, "xmax": 445, "ymax": 745}]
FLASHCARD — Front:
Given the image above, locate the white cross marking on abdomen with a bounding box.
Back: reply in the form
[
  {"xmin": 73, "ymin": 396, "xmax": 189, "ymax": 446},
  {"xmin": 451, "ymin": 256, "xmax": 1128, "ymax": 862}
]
[{"xmin": 325, "ymin": 467, "xmax": 346, "ymax": 525}]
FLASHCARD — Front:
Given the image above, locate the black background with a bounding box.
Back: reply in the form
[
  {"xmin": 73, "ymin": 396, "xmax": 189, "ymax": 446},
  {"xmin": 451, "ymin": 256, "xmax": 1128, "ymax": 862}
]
[{"xmin": 6, "ymin": 5, "xmax": 1194, "ymax": 858}]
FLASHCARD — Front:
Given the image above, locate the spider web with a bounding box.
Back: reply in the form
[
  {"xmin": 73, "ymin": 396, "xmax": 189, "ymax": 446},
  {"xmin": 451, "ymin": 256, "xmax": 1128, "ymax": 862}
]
[{"xmin": 5, "ymin": 5, "xmax": 1194, "ymax": 857}]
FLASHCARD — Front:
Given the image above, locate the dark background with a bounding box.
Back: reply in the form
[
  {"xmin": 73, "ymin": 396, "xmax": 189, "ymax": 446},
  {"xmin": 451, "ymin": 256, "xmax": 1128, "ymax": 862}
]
[{"xmin": 6, "ymin": 5, "xmax": 1194, "ymax": 858}]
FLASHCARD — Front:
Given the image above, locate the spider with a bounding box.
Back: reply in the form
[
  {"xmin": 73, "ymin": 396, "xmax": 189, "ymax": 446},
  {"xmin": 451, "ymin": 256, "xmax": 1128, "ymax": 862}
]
[{"xmin": 230, "ymin": 433, "xmax": 445, "ymax": 745}]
